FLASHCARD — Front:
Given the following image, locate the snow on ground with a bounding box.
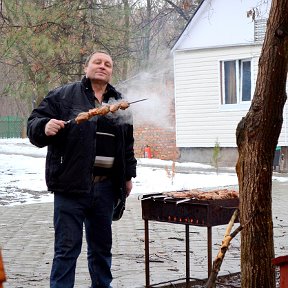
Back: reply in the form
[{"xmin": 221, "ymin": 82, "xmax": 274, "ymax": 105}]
[{"xmin": 0, "ymin": 138, "xmax": 287, "ymax": 206}]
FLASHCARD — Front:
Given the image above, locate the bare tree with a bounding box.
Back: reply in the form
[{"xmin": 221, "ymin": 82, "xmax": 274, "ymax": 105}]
[
  {"xmin": 0, "ymin": 0, "xmax": 200, "ymax": 113},
  {"xmin": 121, "ymin": 0, "xmax": 130, "ymax": 80},
  {"xmin": 236, "ymin": 0, "xmax": 288, "ymax": 287}
]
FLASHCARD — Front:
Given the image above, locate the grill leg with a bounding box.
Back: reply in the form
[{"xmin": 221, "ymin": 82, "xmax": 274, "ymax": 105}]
[
  {"xmin": 144, "ymin": 219, "xmax": 150, "ymax": 287},
  {"xmin": 207, "ymin": 226, "xmax": 212, "ymax": 277},
  {"xmin": 185, "ymin": 224, "xmax": 190, "ymax": 285}
]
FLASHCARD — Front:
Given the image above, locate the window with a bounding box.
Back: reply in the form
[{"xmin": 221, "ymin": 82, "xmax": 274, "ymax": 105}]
[{"xmin": 220, "ymin": 59, "xmax": 252, "ymax": 105}]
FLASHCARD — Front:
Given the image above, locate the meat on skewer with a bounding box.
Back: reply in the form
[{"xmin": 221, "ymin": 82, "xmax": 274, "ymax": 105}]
[
  {"xmin": 108, "ymin": 101, "xmax": 129, "ymax": 113},
  {"xmin": 119, "ymin": 101, "xmax": 129, "ymax": 110},
  {"xmin": 163, "ymin": 189, "xmax": 239, "ymax": 200},
  {"xmin": 75, "ymin": 101, "xmax": 130, "ymax": 124},
  {"xmin": 109, "ymin": 103, "xmax": 120, "ymax": 113},
  {"xmin": 89, "ymin": 105, "xmax": 110, "ymax": 116}
]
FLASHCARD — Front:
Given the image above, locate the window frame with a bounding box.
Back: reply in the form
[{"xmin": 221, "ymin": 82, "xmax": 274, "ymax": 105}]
[{"xmin": 220, "ymin": 58, "xmax": 253, "ymax": 108}]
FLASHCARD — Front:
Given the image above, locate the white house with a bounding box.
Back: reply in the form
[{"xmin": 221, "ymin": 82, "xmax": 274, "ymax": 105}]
[{"xmin": 172, "ymin": 0, "xmax": 287, "ymax": 168}]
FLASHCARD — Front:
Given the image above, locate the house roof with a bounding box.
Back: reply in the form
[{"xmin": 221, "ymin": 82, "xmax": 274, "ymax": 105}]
[
  {"xmin": 171, "ymin": 0, "xmax": 271, "ymax": 53},
  {"xmin": 171, "ymin": 0, "xmax": 205, "ymax": 53}
]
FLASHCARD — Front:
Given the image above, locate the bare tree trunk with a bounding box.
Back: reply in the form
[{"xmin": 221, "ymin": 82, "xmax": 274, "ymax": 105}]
[
  {"xmin": 236, "ymin": 0, "xmax": 288, "ymax": 287},
  {"xmin": 122, "ymin": 0, "xmax": 130, "ymax": 80},
  {"xmin": 143, "ymin": 0, "xmax": 151, "ymax": 65}
]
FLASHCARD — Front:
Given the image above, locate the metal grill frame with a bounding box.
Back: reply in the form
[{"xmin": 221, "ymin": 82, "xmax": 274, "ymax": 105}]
[{"xmin": 141, "ymin": 193, "xmax": 239, "ymax": 287}]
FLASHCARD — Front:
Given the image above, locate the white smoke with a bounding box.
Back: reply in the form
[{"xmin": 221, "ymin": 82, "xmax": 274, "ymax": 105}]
[{"xmin": 117, "ymin": 62, "xmax": 174, "ymax": 129}]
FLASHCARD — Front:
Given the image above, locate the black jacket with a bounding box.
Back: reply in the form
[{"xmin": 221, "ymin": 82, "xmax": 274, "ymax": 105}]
[{"xmin": 27, "ymin": 77, "xmax": 137, "ymax": 220}]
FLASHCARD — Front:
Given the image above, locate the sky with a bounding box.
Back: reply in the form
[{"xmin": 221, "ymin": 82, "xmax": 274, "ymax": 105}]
[{"xmin": 0, "ymin": 138, "xmax": 287, "ymax": 206}]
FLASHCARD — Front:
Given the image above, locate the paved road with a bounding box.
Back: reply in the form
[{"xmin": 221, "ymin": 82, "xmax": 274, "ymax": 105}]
[{"xmin": 0, "ymin": 179, "xmax": 287, "ymax": 288}]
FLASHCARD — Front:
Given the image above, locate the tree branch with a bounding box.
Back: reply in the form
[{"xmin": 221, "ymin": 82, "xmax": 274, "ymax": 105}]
[
  {"xmin": 205, "ymin": 209, "xmax": 255, "ymax": 288},
  {"xmin": 164, "ymin": 0, "xmax": 189, "ymax": 21}
]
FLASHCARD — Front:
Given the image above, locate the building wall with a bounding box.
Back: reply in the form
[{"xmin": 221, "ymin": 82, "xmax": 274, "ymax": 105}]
[
  {"xmin": 174, "ymin": 44, "xmax": 288, "ymax": 149},
  {"xmin": 179, "ymin": 146, "xmax": 238, "ymax": 167},
  {"xmin": 174, "ymin": 45, "xmax": 264, "ymax": 148},
  {"xmin": 134, "ymin": 125, "xmax": 178, "ymax": 160},
  {"xmin": 178, "ymin": 146, "xmax": 288, "ymax": 172},
  {"xmin": 171, "ymin": 0, "xmax": 288, "ymax": 169}
]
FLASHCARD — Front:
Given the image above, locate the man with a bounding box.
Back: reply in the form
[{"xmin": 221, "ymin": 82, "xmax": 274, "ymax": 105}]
[{"xmin": 27, "ymin": 51, "xmax": 137, "ymax": 288}]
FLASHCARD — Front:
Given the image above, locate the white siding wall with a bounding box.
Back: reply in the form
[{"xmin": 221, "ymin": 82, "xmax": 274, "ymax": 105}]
[
  {"xmin": 278, "ymin": 104, "xmax": 288, "ymax": 146},
  {"xmin": 174, "ymin": 45, "xmax": 288, "ymax": 148}
]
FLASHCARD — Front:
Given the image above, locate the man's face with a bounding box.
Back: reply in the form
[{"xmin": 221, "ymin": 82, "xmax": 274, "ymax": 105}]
[{"xmin": 84, "ymin": 52, "xmax": 113, "ymax": 84}]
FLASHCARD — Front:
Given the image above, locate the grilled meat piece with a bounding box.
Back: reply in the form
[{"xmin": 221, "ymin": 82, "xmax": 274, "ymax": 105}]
[
  {"xmin": 89, "ymin": 105, "xmax": 110, "ymax": 116},
  {"xmin": 109, "ymin": 103, "xmax": 121, "ymax": 113},
  {"xmin": 163, "ymin": 189, "xmax": 239, "ymax": 200},
  {"xmin": 119, "ymin": 101, "xmax": 129, "ymax": 110},
  {"xmin": 75, "ymin": 112, "xmax": 91, "ymax": 124},
  {"xmin": 74, "ymin": 101, "xmax": 130, "ymax": 124}
]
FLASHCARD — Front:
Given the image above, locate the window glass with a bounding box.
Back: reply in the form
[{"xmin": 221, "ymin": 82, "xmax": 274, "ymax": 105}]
[
  {"xmin": 241, "ymin": 61, "xmax": 251, "ymax": 101},
  {"xmin": 221, "ymin": 59, "xmax": 252, "ymax": 105},
  {"xmin": 224, "ymin": 61, "xmax": 237, "ymax": 104}
]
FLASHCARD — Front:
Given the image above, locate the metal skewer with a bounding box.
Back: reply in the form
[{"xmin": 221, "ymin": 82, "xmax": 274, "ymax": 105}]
[
  {"xmin": 64, "ymin": 98, "xmax": 148, "ymax": 125},
  {"xmin": 128, "ymin": 98, "xmax": 148, "ymax": 104},
  {"xmin": 176, "ymin": 198, "xmax": 194, "ymax": 205}
]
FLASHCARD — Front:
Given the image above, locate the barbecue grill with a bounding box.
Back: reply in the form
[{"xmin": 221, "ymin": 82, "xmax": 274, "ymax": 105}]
[{"xmin": 141, "ymin": 190, "xmax": 239, "ymax": 287}]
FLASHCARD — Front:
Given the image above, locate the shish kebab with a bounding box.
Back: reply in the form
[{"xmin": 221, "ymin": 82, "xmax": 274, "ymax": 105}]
[{"xmin": 65, "ymin": 98, "xmax": 147, "ymax": 125}]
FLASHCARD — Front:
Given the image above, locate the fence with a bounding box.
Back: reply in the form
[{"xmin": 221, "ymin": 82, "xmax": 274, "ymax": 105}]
[{"xmin": 0, "ymin": 116, "xmax": 25, "ymax": 138}]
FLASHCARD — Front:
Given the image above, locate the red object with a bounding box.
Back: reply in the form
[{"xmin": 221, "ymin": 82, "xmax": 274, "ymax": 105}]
[
  {"xmin": 144, "ymin": 145, "xmax": 152, "ymax": 158},
  {"xmin": 272, "ymin": 255, "xmax": 288, "ymax": 288},
  {"xmin": 0, "ymin": 250, "xmax": 6, "ymax": 288}
]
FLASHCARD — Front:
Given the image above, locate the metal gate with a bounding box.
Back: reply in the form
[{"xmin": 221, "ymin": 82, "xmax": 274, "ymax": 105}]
[{"xmin": 0, "ymin": 116, "xmax": 25, "ymax": 138}]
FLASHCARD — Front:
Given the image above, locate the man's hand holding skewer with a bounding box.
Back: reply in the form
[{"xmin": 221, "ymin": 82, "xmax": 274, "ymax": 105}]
[{"xmin": 45, "ymin": 119, "xmax": 65, "ymax": 136}]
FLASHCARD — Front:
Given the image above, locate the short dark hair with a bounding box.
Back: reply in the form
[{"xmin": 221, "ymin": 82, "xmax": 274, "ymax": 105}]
[{"xmin": 84, "ymin": 50, "xmax": 112, "ymax": 66}]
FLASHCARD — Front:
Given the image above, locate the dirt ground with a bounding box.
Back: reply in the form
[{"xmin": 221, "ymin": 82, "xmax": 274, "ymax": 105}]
[{"xmin": 150, "ymin": 269, "xmax": 280, "ymax": 287}]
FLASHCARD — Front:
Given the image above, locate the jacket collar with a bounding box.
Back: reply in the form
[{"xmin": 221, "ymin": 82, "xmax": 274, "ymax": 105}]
[{"xmin": 81, "ymin": 76, "xmax": 121, "ymax": 102}]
